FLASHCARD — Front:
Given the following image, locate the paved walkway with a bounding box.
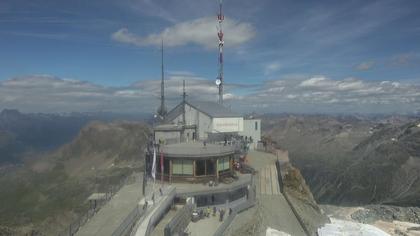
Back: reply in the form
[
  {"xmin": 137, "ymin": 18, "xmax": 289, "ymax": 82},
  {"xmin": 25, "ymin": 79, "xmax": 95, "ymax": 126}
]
[
  {"xmin": 76, "ymin": 175, "xmax": 143, "ymax": 236},
  {"xmin": 228, "ymin": 151, "xmax": 306, "ymax": 236}
]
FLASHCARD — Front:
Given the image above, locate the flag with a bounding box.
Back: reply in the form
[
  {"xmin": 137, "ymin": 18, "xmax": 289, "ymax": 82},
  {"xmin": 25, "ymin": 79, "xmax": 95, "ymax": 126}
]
[{"xmin": 151, "ymin": 147, "xmax": 156, "ymax": 180}]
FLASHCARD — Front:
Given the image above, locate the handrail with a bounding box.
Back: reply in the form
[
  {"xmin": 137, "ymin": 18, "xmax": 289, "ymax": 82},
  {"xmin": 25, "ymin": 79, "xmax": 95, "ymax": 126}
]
[
  {"xmin": 213, "ymin": 184, "xmax": 256, "ymax": 236},
  {"xmin": 164, "ymin": 201, "xmax": 195, "ymax": 236},
  {"xmin": 111, "ymin": 206, "xmax": 144, "ymax": 236}
]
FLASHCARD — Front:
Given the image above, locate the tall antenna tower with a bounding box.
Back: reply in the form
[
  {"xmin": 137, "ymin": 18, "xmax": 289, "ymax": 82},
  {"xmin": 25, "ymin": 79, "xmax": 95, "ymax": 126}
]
[
  {"xmin": 157, "ymin": 39, "xmax": 167, "ymax": 118},
  {"xmin": 216, "ymin": 0, "xmax": 224, "ymax": 104}
]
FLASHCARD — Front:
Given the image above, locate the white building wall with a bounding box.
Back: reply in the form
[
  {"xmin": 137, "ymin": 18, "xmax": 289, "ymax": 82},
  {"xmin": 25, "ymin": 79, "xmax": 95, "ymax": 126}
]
[
  {"xmin": 171, "ymin": 104, "xmax": 212, "ymax": 140},
  {"xmin": 155, "ymin": 131, "xmax": 181, "ymax": 144},
  {"xmin": 212, "ymin": 117, "xmax": 244, "ymax": 133},
  {"xmin": 239, "ymin": 119, "xmax": 261, "ymax": 150}
]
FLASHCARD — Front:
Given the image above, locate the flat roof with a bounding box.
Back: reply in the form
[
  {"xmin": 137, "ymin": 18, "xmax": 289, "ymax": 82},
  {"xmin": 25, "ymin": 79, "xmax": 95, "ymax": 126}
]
[{"xmin": 161, "ymin": 142, "xmax": 235, "ymax": 159}]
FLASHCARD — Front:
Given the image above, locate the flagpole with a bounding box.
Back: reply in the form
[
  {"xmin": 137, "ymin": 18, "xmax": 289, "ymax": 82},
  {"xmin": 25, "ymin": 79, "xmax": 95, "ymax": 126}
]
[{"xmin": 160, "ymin": 150, "xmax": 164, "ymax": 186}]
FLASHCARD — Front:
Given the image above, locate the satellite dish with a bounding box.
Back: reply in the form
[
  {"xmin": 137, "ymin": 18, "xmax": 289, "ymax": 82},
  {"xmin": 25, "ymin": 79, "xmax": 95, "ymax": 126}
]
[{"xmin": 215, "ymin": 79, "xmax": 221, "ymax": 86}]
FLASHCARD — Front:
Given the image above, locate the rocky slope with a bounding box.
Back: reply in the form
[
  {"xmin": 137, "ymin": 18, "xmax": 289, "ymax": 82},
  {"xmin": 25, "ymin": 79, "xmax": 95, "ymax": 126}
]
[
  {"xmin": 282, "ymin": 163, "xmax": 330, "ymax": 235},
  {"xmin": 263, "ymin": 115, "xmax": 420, "ymax": 206},
  {"xmin": 0, "ymin": 121, "xmax": 150, "ymax": 235}
]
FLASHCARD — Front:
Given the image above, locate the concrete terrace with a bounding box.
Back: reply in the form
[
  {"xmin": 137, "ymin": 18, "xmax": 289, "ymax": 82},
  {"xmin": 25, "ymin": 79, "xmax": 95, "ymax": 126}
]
[
  {"xmin": 75, "ymin": 175, "xmax": 143, "ymax": 236},
  {"xmin": 74, "ymin": 150, "xmax": 306, "ymax": 236}
]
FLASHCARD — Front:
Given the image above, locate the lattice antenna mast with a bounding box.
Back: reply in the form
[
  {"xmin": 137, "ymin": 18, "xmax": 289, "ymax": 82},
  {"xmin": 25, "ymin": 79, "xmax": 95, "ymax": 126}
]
[
  {"xmin": 182, "ymin": 80, "xmax": 187, "ymax": 125},
  {"xmin": 157, "ymin": 39, "xmax": 167, "ymax": 118},
  {"xmin": 216, "ymin": 0, "xmax": 224, "ymax": 104}
]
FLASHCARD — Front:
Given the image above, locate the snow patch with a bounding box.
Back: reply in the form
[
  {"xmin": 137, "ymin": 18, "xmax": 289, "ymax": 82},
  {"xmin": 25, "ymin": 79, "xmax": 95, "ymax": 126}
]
[
  {"xmin": 266, "ymin": 227, "xmax": 291, "ymax": 236},
  {"xmin": 318, "ymin": 218, "xmax": 390, "ymax": 236}
]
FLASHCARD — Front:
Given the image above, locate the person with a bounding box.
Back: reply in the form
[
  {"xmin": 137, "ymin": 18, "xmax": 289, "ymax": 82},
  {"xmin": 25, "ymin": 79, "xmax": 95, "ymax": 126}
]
[
  {"xmin": 219, "ymin": 209, "xmax": 225, "ymax": 222},
  {"xmin": 206, "ymin": 207, "xmax": 211, "ymax": 217},
  {"xmin": 213, "ymin": 206, "xmax": 217, "ymax": 216},
  {"xmin": 152, "ymin": 193, "xmax": 155, "ymax": 204},
  {"xmin": 159, "ymin": 188, "xmax": 163, "ymax": 196},
  {"xmin": 229, "ymin": 208, "xmax": 233, "ymax": 215}
]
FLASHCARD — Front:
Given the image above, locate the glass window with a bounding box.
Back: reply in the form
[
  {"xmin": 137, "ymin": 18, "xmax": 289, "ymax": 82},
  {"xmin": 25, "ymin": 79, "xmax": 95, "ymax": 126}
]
[
  {"xmin": 172, "ymin": 160, "xmax": 193, "ymax": 175},
  {"xmin": 218, "ymin": 157, "xmax": 230, "ymax": 171},
  {"xmin": 183, "ymin": 160, "xmax": 193, "ymax": 175},
  {"xmin": 173, "ymin": 160, "xmax": 183, "ymax": 174}
]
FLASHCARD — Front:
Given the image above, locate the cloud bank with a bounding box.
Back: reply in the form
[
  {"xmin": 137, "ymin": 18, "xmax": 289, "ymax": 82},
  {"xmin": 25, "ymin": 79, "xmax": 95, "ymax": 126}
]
[
  {"xmin": 111, "ymin": 17, "xmax": 255, "ymax": 49},
  {"xmin": 0, "ymin": 74, "xmax": 419, "ymax": 114}
]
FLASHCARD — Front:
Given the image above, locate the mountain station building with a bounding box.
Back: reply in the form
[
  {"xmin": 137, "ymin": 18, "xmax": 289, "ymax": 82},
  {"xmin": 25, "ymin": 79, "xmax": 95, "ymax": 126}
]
[{"xmin": 150, "ymin": 99, "xmax": 261, "ymax": 182}]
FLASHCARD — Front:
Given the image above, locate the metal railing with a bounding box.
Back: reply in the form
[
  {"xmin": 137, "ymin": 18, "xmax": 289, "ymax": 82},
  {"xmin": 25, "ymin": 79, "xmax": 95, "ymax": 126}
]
[
  {"xmin": 144, "ymin": 187, "xmax": 177, "ymax": 236},
  {"xmin": 58, "ymin": 174, "xmax": 137, "ymax": 236},
  {"xmin": 213, "ymin": 184, "xmax": 256, "ymax": 236},
  {"xmin": 112, "ymin": 205, "xmax": 144, "ymax": 236},
  {"xmin": 164, "ymin": 200, "xmax": 195, "ymax": 236}
]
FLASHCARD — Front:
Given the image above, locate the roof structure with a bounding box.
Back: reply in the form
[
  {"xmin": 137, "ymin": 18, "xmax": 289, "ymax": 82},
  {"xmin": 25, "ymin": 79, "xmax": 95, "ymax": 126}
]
[
  {"xmin": 165, "ymin": 100, "xmax": 241, "ymax": 122},
  {"xmin": 187, "ymin": 100, "xmax": 240, "ymax": 118},
  {"xmin": 161, "ymin": 142, "xmax": 235, "ymax": 159}
]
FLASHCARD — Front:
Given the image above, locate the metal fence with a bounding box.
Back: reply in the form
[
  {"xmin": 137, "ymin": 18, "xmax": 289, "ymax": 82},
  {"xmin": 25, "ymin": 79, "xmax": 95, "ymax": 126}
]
[
  {"xmin": 111, "ymin": 205, "xmax": 144, "ymax": 236},
  {"xmin": 163, "ymin": 200, "xmax": 195, "ymax": 236},
  {"xmin": 213, "ymin": 184, "xmax": 256, "ymax": 236},
  {"xmin": 57, "ymin": 174, "xmax": 138, "ymax": 236}
]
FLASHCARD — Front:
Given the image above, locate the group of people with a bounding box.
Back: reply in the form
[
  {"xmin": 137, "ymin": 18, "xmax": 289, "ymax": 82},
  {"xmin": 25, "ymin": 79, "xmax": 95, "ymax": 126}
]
[{"xmin": 195, "ymin": 206, "xmax": 233, "ymax": 222}]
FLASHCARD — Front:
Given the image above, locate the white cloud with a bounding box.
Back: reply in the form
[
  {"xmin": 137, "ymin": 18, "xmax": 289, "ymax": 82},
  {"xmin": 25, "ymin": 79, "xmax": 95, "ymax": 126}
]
[
  {"xmin": 235, "ymin": 75, "xmax": 420, "ymax": 113},
  {"xmin": 111, "ymin": 17, "xmax": 255, "ymax": 49},
  {"xmin": 1, "ymin": 74, "xmax": 419, "ymax": 114},
  {"xmin": 0, "ymin": 74, "xmax": 246, "ymax": 113}
]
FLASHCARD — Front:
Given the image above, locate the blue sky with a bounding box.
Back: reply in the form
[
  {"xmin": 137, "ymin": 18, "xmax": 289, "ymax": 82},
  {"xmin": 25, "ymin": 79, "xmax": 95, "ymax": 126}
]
[{"xmin": 0, "ymin": 0, "xmax": 420, "ymax": 114}]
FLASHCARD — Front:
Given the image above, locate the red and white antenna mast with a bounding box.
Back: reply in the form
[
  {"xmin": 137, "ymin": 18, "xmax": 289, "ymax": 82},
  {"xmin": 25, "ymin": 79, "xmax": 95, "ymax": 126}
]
[{"xmin": 216, "ymin": 0, "xmax": 224, "ymax": 104}]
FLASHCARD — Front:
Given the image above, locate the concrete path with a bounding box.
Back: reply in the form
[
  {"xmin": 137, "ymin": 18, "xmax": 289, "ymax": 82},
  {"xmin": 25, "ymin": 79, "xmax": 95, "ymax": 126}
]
[
  {"xmin": 76, "ymin": 175, "xmax": 143, "ymax": 236},
  {"xmin": 227, "ymin": 151, "xmax": 306, "ymax": 236}
]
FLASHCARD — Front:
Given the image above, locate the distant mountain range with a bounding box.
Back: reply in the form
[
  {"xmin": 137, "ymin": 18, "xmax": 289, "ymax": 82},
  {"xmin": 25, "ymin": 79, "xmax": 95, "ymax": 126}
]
[
  {"xmin": 263, "ymin": 114, "xmax": 420, "ymax": 206},
  {"xmin": 0, "ymin": 109, "xmax": 150, "ymax": 164}
]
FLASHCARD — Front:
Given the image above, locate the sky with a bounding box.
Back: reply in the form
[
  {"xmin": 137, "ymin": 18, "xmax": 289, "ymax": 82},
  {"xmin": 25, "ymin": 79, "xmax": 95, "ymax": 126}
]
[{"xmin": 0, "ymin": 0, "xmax": 420, "ymax": 114}]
